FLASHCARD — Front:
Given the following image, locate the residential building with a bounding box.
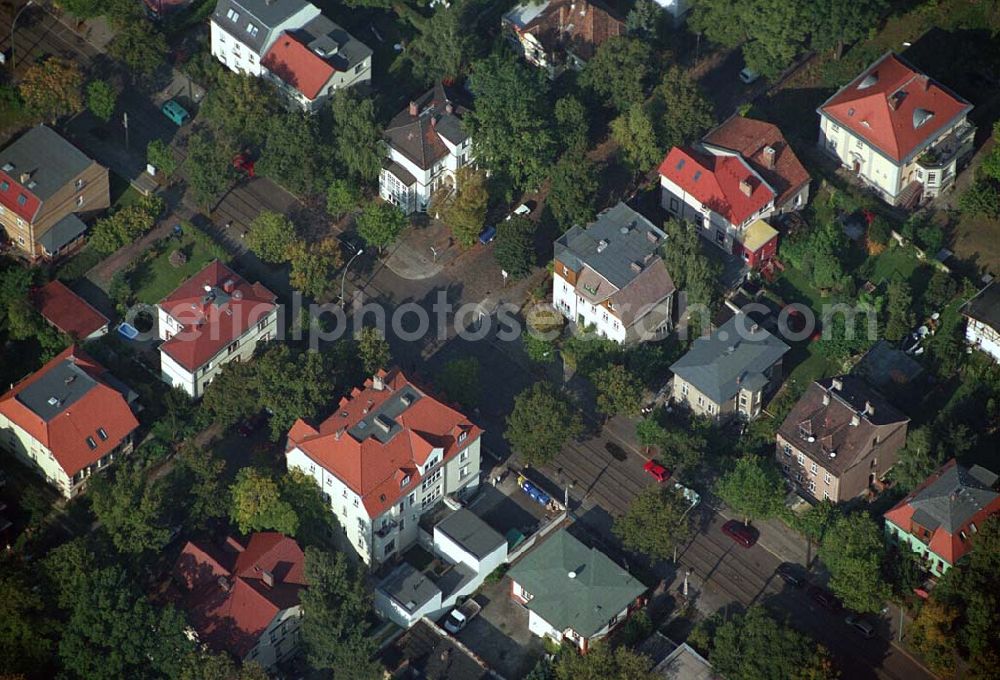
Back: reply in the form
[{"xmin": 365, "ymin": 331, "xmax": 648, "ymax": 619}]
[
  {"xmin": 659, "ymin": 115, "xmax": 809, "ymax": 264},
  {"xmin": 553, "ymin": 202, "xmax": 675, "ymax": 343},
  {"xmin": 817, "ymin": 52, "xmax": 974, "ymax": 208},
  {"xmin": 776, "ymin": 376, "xmax": 909, "ymax": 502},
  {"xmin": 210, "ymin": 0, "xmax": 320, "ymax": 76},
  {"xmin": 33, "ymin": 280, "xmax": 109, "ymax": 341},
  {"xmin": 374, "ymin": 507, "xmax": 506, "ymax": 628},
  {"xmin": 669, "ymin": 313, "xmax": 789, "ymax": 420},
  {"xmin": 508, "ymin": 528, "xmax": 646, "ymax": 653},
  {"xmin": 653, "ymin": 642, "xmax": 719, "ymax": 680},
  {"xmin": 962, "ymin": 280, "xmax": 1000, "ymax": 363},
  {"xmin": 0, "ymin": 346, "xmax": 138, "ymax": 498},
  {"xmin": 381, "ymin": 619, "xmax": 491, "ymax": 679},
  {"xmin": 380, "ymin": 84, "xmax": 473, "ymax": 214},
  {"xmin": 156, "ymin": 260, "xmax": 278, "ymax": 398},
  {"xmin": 262, "ymin": 15, "xmax": 371, "ymax": 111},
  {"xmin": 172, "ymin": 533, "xmax": 307, "ymax": 669},
  {"xmin": 502, "ymin": 0, "xmax": 624, "ymax": 78},
  {"xmin": 286, "ymin": 369, "xmax": 483, "ymax": 566},
  {"xmin": 0, "ymin": 125, "xmax": 110, "ymax": 260},
  {"xmin": 884, "ymin": 459, "xmax": 1000, "ymax": 576}
]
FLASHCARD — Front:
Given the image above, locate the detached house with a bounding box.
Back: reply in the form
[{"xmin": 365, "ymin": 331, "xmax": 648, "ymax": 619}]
[
  {"xmin": 502, "ymin": 0, "xmax": 623, "ymax": 78},
  {"xmin": 670, "ymin": 313, "xmax": 789, "ymax": 420},
  {"xmin": 286, "ymin": 369, "xmax": 483, "ymax": 566},
  {"xmin": 211, "ymin": 0, "xmax": 319, "ymax": 75},
  {"xmin": 156, "ymin": 261, "xmax": 278, "ymax": 398},
  {"xmin": 172, "ymin": 532, "xmax": 307, "ymax": 669},
  {"xmin": 884, "ymin": 460, "xmax": 1000, "ymax": 576},
  {"xmin": 380, "ymin": 84, "xmax": 473, "ymax": 214},
  {"xmin": 0, "ymin": 125, "xmax": 110, "ymax": 260},
  {"xmin": 776, "ymin": 376, "xmax": 909, "ymax": 503},
  {"xmin": 0, "ymin": 346, "xmax": 139, "ymax": 498},
  {"xmin": 817, "ymin": 52, "xmax": 974, "ymax": 208},
  {"xmin": 659, "ymin": 115, "xmax": 809, "ymax": 266},
  {"xmin": 553, "ymin": 202, "xmax": 675, "ymax": 343},
  {"xmin": 962, "ymin": 280, "xmax": 1000, "ymax": 364},
  {"xmin": 508, "ymin": 528, "xmax": 646, "ymax": 653}
]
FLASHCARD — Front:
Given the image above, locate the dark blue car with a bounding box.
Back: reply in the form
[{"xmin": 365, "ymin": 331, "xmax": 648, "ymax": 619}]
[{"xmin": 478, "ymin": 225, "xmax": 497, "ymax": 245}]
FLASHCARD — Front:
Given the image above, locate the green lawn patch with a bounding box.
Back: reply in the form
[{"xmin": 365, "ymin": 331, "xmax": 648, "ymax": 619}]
[
  {"xmin": 129, "ymin": 227, "xmax": 224, "ymax": 304},
  {"xmin": 110, "ymin": 173, "xmax": 143, "ymax": 211},
  {"xmin": 868, "ymin": 243, "xmax": 920, "ymax": 284}
]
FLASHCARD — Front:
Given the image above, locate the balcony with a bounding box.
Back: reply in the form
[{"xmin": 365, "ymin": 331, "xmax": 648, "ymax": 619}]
[
  {"xmin": 916, "ymin": 121, "xmax": 976, "ymax": 170},
  {"xmin": 375, "ymin": 519, "xmax": 399, "ymax": 539}
]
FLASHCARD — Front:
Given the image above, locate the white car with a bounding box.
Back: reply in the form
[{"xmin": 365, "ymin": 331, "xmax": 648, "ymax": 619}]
[
  {"xmin": 506, "ymin": 202, "xmax": 535, "ymax": 220},
  {"xmin": 739, "ymin": 67, "xmax": 760, "ymax": 84},
  {"xmin": 443, "ymin": 599, "xmax": 482, "ymax": 634}
]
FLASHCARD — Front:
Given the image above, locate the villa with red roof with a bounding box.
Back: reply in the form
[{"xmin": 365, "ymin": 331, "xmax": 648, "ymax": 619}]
[
  {"xmin": 817, "ymin": 52, "xmax": 974, "ymax": 208},
  {"xmin": 658, "ymin": 115, "xmax": 808, "ymax": 266},
  {"xmin": 285, "ymin": 368, "xmax": 483, "ymax": 565},
  {"xmin": 0, "ymin": 346, "xmax": 139, "ymax": 498},
  {"xmin": 172, "ymin": 532, "xmax": 307, "ymax": 669},
  {"xmin": 156, "ymin": 260, "xmax": 278, "ymax": 398},
  {"xmin": 34, "ymin": 280, "xmax": 109, "ymax": 341},
  {"xmin": 884, "ymin": 459, "xmax": 999, "ymax": 577}
]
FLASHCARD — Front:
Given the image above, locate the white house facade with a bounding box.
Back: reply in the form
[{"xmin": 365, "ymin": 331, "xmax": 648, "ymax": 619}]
[
  {"xmin": 210, "ymin": 0, "xmax": 320, "ymax": 76},
  {"xmin": 963, "ymin": 281, "xmax": 1000, "ymax": 363}
]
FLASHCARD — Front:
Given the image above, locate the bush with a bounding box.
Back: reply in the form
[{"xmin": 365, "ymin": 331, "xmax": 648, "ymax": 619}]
[{"xmin": 867, "ymin": 216, "xmax": 891, "ymax": 246}]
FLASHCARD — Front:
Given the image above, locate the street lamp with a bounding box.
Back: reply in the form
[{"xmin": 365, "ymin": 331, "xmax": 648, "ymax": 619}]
[
  {"xmin": 340, "ymin": 246, "xmax": 365, "ymax": 306},
  {"xmin": 10, "ymin": 0, "xmax": 35, "ymax": 71}
]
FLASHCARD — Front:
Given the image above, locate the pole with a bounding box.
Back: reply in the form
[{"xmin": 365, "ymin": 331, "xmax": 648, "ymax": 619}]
[
  {"xmin": 340, "ymin": 247, "xmax": 364, "ymax": 306},
  {"xmin": 123, "ymin": 112, "xmax": 129, "ymax": 151},
  {"xmin": 683, "ymin": 569, "xmax": 691, "ymax": 597},
  {"xmin": 898, "ymin": 606, "xmax": 903, "ymax": 642},
  {"xmin": 10, "ymin": 0, "xmax": 34, "ymax": 72}
]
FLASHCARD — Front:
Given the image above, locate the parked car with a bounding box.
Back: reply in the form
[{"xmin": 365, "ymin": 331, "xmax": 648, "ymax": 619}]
[
  {"xmin": 506, "ymin": 201, "xmax": 536, "ymax": 220},
  {"xmin": 845, "ymin": 614, "xmax": 875, "ymax": 639},
  {"xmin": 721, "ymin": 519, "xmax": 758, "ymax": 548},
  {"xmin": 809, "ymin": 586, "xmax": 843, "ymax": 612},
  {"xmin": 443, "ymin": 599, "xmax": 482, "ymax": 634},
  {"xmin": 605, "ymin": 441, "xmax": 628, "ymax": 461},
  {"xmin": 161, "ymin": 99, "xmax": 190, "ymax": 126},
  {"xmin": 478, "ymin": 225, "xmax": 497, "ymax": 245},
  {"xmin": 739, "ymin": 67, "xmax": 760, "ymax": 84},
  {"xmin": 643, "ymin": 460, "xmax": 671, "ymax": 483},
  {"xmin": 775, "ymin": 562, "xmax": 806, "ymax": 588}
]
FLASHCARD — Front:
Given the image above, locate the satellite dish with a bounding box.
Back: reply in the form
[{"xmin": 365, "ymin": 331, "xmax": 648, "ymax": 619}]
[
  {"xmin": 807, "ymin": 436, "xmax": 816, "ymax": 443},
  {"xmin": 568, "ymin": 571, "xmax": 577, "ymax": 579}
]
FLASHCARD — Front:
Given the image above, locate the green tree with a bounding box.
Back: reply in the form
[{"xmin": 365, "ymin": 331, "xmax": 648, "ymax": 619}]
[
  {"xmin": 924, "ymin": 270, "xmax": 957, "ymax": 311},
  {"xmin": 553, "ymin": 642, "xmax": 656, "ymax": 680},
  {"xmin": 554, "ymin": 95, "xmax": 589, "ymax": 155},
  {"xmin": 867, "ymin": 216, "xmax": 891, "ymax": 246},
  {"xmin": 61, "ymin": 0, "xmax": 103, "ymax": 18},
  {"xmin": 614, "ymin": 486, "xmax": 692, "ymax": 561},
  {"xmin": 884, "ymin": 273, "xmax": 915, "ymax": 342},
  {"xmin": 892, "ymin": 426, "xmax": 942, "ymax": 491},
  {"xmin": 793, "ymin": 499, "xmax": 839, "ymax": 567},
  {"xmin": 255, "ymin": 345, "xmax": 338, "ymax": 438},
  {"xmin": 714, "ymin": 455, "xmax": 785, "ymax": 524},
  {"xmin": 202, "ymin": 359, "xmax": 261, "ymax": 430},
  {"xmin": 524, "ymin": 331, "xmax": 557, "ymax": 363},
  {"xmin": 281, "ymin": 469, "xmax": 340, "ymax": 549},
  {"xmin": 357, "ymin": 201, "xmax": 407, "ymax": 251},
  {"xmin": 579, "ymin": 36, "xmax": 653, "ymax": 113},
  {"xmin": 89, "ymin": 464, "xmax": 171, "ymax": 555},
  {"xmin": 201, "ymin": 71, "xmax": 280, "ymax": 148},
  {"xmin": 179, "ymin": 652, "xmax": 269, "ymax": 680},
  {"xmin": 185, "ymin": 129, "xmax": 236, "ymax": 207},
  {"xmin": 809, "ymin": 0, "xmax": 885, "ymax": 58},
  {"xmin": 437, "ymin": 357, "xmax": 481, "ymax": 410},
  {"xmin": 909, "ymin": 599, "xmax": 960, "ymax": 676},
  {"xmin": 493, "ymin": 215, "xmax": 535, "ymax": 278},
  {"xmin": 175, "ymin": 442, "xmax": 230, "ymax": 530},
  {"xmin": 406, "ymin": 2, "xmax": 473, "ymax": 84},
  {"xmin": 86, "ymin": 79, "xmax": 117, "ymax": 122},
  {"xmin": 467, "ymin": 52, "xmax": 555, "ymax": 190},
  {"xmin": 625, "ymin": 0, "xmax": 659, "ymax": 39},
  {"xmin": 42, "ymin": 538, "xmax": 98, "ymax": 611},
  {"xmin": 650, "ymin": 67, "xmax": 716, "ymax": 150},
  {"xmin": 18, "ymin": 57, "xmax": 84, "ymax": 122},
  {"xmin": 287, "ymin": 238, "xmax": 344, "ymax": 299},
  {"xmin": 663, "ymin": 219, "xmax": 721, "ymax": 312},
  {"xmin": 634, "ymin": 417, "xmax": 705, "ymax": 474},
  {"xmin": 147, "ymin": 138, "xmax": 177, "ymax": 178},
  {"xmin": 357, "ymin": 326, "xmax": 391, "ymax": 375},
  {"xmin": 246, "ymin": 210, "xmax": 297, "ymax": 263},
  {"xmin": 257, "ymin": 112, "xmax": 333, "ymax": 196},
  {"xmin": 612, "ymin": 104, "xmax": 661, "ymax": 173},
  {"xmin": 327, "ymin": 179, "xmax": 361, "ymax": 219},
  {"xmin": 300, "ymin": 547, "xmax": 382, "ymax": 679},
  {"xmin": 107, "ymin": 20, "xmax": 168, "ymax": 78},
  {"xmin": 505, "ymin": 382, "xmax": 584, "ymax": 466},
  {"xmin": 439, "ymin": 166, "xmax": 489, "ymax": 248},
  {"xmin": 548, "ymin": 152, "xmax": 598, "ymax": 231},
  {"xmin": 89, "ymin": 195, "xmax": 165, "ymax": 254},
  {"xmin": 593, "ymin": 364, "xmax": 643, "ymax": 417},
  {"xmin": 230, "ymin": 468, "xmax": 299, "ymax": 536},
  {"xmin": 331, "ymin": 90, "xmax": 383, "ymax": 183},
  {"xmin": 0, "ymin": 568, "xmax": 53, "ymax": 676},
  {"xmin": 819, "ymin": 513, "xmax": 889, "ymax": 613}
]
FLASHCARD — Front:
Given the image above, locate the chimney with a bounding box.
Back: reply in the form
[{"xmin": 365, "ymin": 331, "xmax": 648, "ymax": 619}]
[
  {"xmin": 630, "ymin": 261, "xmax": 642, "ymax": 273},
  {"xmin": 261, "ymin": 570, "xmax": 274, "ymax": 588},
  {"xmin": 222, "ymin": 278, "xmax": 235, "ymax": 294},
  {"xmin": 373, "ymin": 373, "xmax": 385, "ymax": 391},
  {"xmin": 762, "ymin": 146, "xmax": 776, "ymax": 169},
  {"xmin": 822, "ymin": 393, "xmax": 830, "ymax": 406},
  {"xmin": 864, "ymin": 400, "xmax": 874, "ymax": 417},
  {"xmin": 739, "ymin": 179, "xmax": 752, "ymax": 197},
  {"xmin": 445, "ymin": 102, "xmax": 454, "ymax": 115},
  {"xmin": 408, "ymin": 101, "xmax": 418, "ymax": 116},
  {"xmin": 831, "ymin": 378, "xmax": 843, "ymax": 392},
  {"xmin": 19, "ymin": 171, "xmax": 30, "ymax": 184}
]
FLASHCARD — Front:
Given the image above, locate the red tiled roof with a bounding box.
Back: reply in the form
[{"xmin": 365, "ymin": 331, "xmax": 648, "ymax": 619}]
[
  {"xmin": 33, "ymin": 280, "xmax": 109, "ymax": 339},
  {"xmin": 173, "ymin": 533, "xmax": 306, "ymax": 659},
  {"xmin": 658, "ymin": 147, "xmax": 775, "ymax": 226},
  {"xmin": 158, "ymin": 261, "xmax": 277, "ymax": 372},
  {"xmin": 262, "ymin": 32, "xmax": 337, "ymax": 101},
  {"xmin": 288, "ymin": 369, "xmax": 483, "ymax": 518},
  {"xmin": 819, "ymin": 52, "xmax": 971, "ymax": 163},
  {"xmin": 0, "ymin": 170, "xmax": 41, "ymax": 222},
  {"xmin": 0, "ymin": 346, "xmax": 138, "ymax": 477},
  {"xmin": 702, "ymin": 116, "xmax": 811, "ymax": 210}
]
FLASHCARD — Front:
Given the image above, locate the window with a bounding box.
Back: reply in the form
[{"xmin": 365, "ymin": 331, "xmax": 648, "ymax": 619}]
[
  {"xmin": 245, "ymin": 23, "xmax": 258, "ymax": 37},
  {"xmin": 326, "ymin": 477, "xmax": 332, "ymax": 486},
  {"xmin": 797, "ymin": 453, "xmax": 805, "ymax": 466},
  {"xmin": 17, "ymin": 194, "xmax": 26, "ymax": 205},
  {"xmin": 808, "ymin": 480, "xmax": 816, "ymax": 492},
  {"xmin": 458, "ymin": 430, "xmax": 468, "ymax": 443},
  {"xmin": 680, "ymin": 383, "xmax": 688, "ymax": 396},
  {"xmin": 810, "ymin": 462, "xmax": 818, "ymax": 474},
  {"xmin": 86, "ymin": 436, "xmax": 97, "ymax": 450},
  {"xmin": 309, "ymin": 464, "xmax": 315, "ymax": 473},
  {"xmin": 383, "ymin": 541, "xmax": 395, "ymax": 557},
  {"xmin": 460, "ymin": 465, "xmax": 469, "ymax": 478},
  {"xmin": 696, "ymin": 395, "xmax": 704, "ymax": 406},
  {"xmin": 97, "ymin": 427, "xmax": 108, "ymax": 441},
  {"xmin": 75, "ymin": 195, "xmax": 84, "ymax": 207},
  {"xmin": 400, "ymin": 475, "xmax": 410, "ymax": 488},
  {"xmin": 669, "ymin": 197, "xmax": 679, "ymax": 212},
  {"xmin": 782, "ymin": 443, "xmax": 791, "ymax": 457},
  {"xmin": 342, "ymin": 488, "xmax": 347, "ymax": 498},
  {"xmin": 460, "ymin": 450, "xmax": 469, "ymax": 463},
  {"xmin": 855, "ymin": 138, "xmax": 863, "ymax": 148},
  {"xmin": 75, "ymin": 178, "xmax": 85, "ymax": 190},
  {"xmin": 715, "ymin": 230, "xmax": 725, "ymax": 244},
  {"xmin": 353, "ymin": 498, "xmax": 359, "ymax": 507},
  {"xmin": 823, "ymin": 490, "xmax": 830, "ymax": 500},
  {"xmin": 824, "ymin": 473, "xmax": 832, "ymax": 485},
  {"xmin": 355, "ymin": 63, "xmax": 364, "ymax": 74},
  {"xmin": 226, "ymin": 7, "xmax": 240, "ymax": 21},
  {"xmin": 0, "ymin": 181, "xmax": 8, "ymax": 191}
]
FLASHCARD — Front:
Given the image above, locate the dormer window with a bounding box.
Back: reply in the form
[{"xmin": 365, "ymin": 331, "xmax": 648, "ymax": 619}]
[
  {"xmin": 400, "ymin": 475, "xmax": 411, "ymax": 488},
  {"xmin": 97, "ymin": 427, "xmax": 108, "ymax": 441},
  {"xmin": 86, "ymin": 436, "xmax": 97, "ymax": 450},
  {"xmin": 226, "ymin": 7, "xmax": 239, "ymax": 21},
  {"xmin": 458, "ymin": 430, "xmax": 468, "ymax": 443}
]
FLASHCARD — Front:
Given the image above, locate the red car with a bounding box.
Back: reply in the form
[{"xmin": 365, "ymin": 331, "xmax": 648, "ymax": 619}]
[
  {"xmin": 721, "ymin": 519, "xmax": 758, "ymax": 548},
  {"xmin": 643, "ymin": 460, "xmax": 671, "ymax": 483}
]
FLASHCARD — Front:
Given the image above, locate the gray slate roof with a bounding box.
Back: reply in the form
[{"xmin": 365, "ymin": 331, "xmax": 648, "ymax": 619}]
[
  {"xmin": 378, "ymin": 562, "xmax": 441, "ymax": 613},
  {"xmin": 348, "ymin": 383, "xmax": 423, "ymax": 444},
  {"xmin": 435, "ymin": 508, "xmax": 505, "ymax": 561},
  {"xmin": 296, "ymin": 14, "xmax": 371, "ymax": 69},
  {"xmin": 0, "ymin": 125, "xmax": 95, "ymax": 204},
  {"xmin": 212, "ymin": 0, "xmax": 311, "ymax": 53},
  {"xmin": 508, "ymin": 528, "xmax": 645, "ymax": 638},
  {"xmin": 384, "ymin": 84, "xmax": 469, "ymax": 171},
  {"xmin": 909, "ymin": 462, "xmax": 998, "ymax": 534},
  {"xmin": 38, "ymin": 214, "xmax": 88, "ymax": 254},
  {"xmin": 964, "ymin": 280, "xmax": 1000, "ymax": 334},
  {"xmin": 16, "ymin": 358, "xmax": 98, "ymax": 421},
  {"xmin": 670, "ymin": 313, "xmax": 789, "ymax": 404}
]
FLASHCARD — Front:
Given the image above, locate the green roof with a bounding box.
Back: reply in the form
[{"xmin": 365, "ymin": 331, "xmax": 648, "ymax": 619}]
[{"xmin": 508, "ymin": 529, "xmax": 646, "ymax": 638}]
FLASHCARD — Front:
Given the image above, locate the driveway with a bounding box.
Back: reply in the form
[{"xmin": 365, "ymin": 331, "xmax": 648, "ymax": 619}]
[{"xmin": 455, "ymin": 578, "xmax": 545, "ymax": 679}]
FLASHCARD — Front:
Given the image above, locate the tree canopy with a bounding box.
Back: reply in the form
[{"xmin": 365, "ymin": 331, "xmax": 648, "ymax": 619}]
[
  {"xmin": 611, "ymin": 104, "xmax": 661, "ymax": 173},
  {"xmin": 246, "ymin": 211, "xmax": 298, "ymax": 263},
  {"xmin": 287, "ymin": 238, "xmax": 344, "ymax": 300},
  {"xmin": 331, "ymin": 90, "xmax": 383, "ymax": 184},
  {"xmin": 86, "ymin": 80, "xmax": 117, "ymax": 122},
  {"xmin": 650, "ymin": 67, "xmax": 716, "ymax": 151},
  {"xmin": 19, "ymin": 57, "xmax": 84, "ymax": 122},
  {"xmin": 579, "ymin": 36, "xmax": 654, "ymax": 113},
  {"xmin": 714, "ymin": 455, "xmax": 785, "ymax": 524},
  {"xmin": 89, "ymin": 464, "xmax": 171, "ymax": 555},
  {"xmin": 405, "ymin": 1, "xmax": 474, "ymax": 84},
  {"xmin": 439, "ymin": 166, "xmax": 489, "ymax": 248},
  {"xmin": 614, "ymin": 486, "xmax": 693, "ymax": 561},
  {"xmin": 818, "ymin": 513, "xmax": 889, "ymax": 613},
  {"xmin": 357, "ymin": 326, "xmax": 392, "ymax": 375},
  {"xmin": 505, "ymin": 382, "xmax": 584, "ymax": 466},
  {"xmin": 553, "ymin": 642, "xmax": 657, "ymax": 680},
  {"xmin": 437, "ymin": 357, "xmax": 481, "ymax": 410},
  {"xmin": 357, "ymin": 201, "xmax": 408, "ymax": 251},
  {"xmin": 493, "ymin": 215, "xmax": 536, "ymax": 279},
  {"xmin": 593, "ymin": 364, "xmax": 644, "ymax": 417},
  {"xmin": 229, "ymin": 468, "xmax": 300, "ymax": 536},
  {"xmin": 663, "ymin": 219, "xmax": 722, "ymax": 314},
  {"xmin": 548, "ymin": 152, "xmax": 598, "ymax": 231},
  {"xmin": 107, "ymin": 20, "xmax": 167, "ymax": 79}
]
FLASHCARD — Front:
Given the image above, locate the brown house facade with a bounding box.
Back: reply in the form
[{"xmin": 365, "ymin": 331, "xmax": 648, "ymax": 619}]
[
  {"xmin": 776, "ymin": 376, "xmax": 909, "ymax": 502},
  {"xmin": 0, "ymin": 125, "xmax": 110, "ymax": 260}
]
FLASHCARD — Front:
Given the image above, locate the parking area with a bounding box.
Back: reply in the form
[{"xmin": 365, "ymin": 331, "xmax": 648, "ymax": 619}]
[{"xmin": 465, "ymin": 478, "xmax": 556, "ymax": 542}]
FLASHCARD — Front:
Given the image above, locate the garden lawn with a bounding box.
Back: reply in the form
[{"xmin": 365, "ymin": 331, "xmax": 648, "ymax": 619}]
[
  {"xmin": 130, "ymin": 231, "xmax": 219, "ymax": 304},
  {"xmin": 868, "ymin": 243, "xmax": 920, "ymax": 284},
  {"xmin": 110, "ymin": 173, "xmax": 143, "ymax": 211}
]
